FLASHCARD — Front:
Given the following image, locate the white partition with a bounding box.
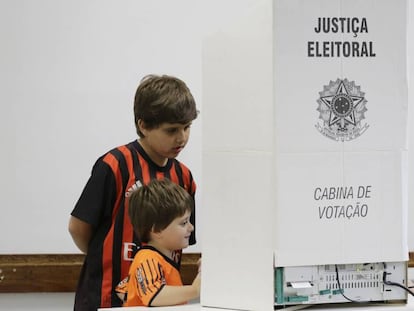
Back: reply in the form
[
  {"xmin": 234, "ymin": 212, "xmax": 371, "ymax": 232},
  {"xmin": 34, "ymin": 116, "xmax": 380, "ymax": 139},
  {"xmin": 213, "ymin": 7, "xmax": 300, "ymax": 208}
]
[
  {"xmin": 273, "ymin": 0, "xmax": 408, "ymax": 268},
  {"xmin": 201, "ymin": 0, "xmax": 275, "ymax": 310},
  {"xmin": 202, "ymin": 0, "xmax": 409, "ymax": 310}
]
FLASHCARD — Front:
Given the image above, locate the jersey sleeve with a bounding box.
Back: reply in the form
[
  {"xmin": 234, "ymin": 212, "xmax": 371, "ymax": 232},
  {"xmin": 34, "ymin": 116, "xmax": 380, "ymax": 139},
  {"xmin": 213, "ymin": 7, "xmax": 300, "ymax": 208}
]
[
  {"xmin": 128, "ymin": 257, "xmax": 167, "ymax": 306},
  {"xmin": 71, "ymin": 157, "xmax": 117, "ymax": 227}
]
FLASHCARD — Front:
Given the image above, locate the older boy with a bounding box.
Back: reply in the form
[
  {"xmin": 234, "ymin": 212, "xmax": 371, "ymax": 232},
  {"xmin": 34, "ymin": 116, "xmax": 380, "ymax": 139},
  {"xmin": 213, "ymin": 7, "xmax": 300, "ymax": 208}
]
[
  {"xmin": 116, "ymin": 178, "xmax": 200, "ymax": 306},
  {"xmin": 68, "ymin": 74, "xmax": 198, "ymax": 310}
]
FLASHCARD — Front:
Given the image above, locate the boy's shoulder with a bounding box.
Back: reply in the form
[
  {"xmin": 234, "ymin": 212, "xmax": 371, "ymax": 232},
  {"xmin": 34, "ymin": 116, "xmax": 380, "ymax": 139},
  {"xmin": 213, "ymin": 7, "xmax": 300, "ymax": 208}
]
[
  {"xmin": 108, "ymin": 140, "xmax": 137, "ymax": 155},
  {"xmin": 135, "ymin": 246, "xmax": 178, "ymax": 268},
  {"xmin": 99, "ymin": 140, "xmax": 137, "ymax": 161},
  {"xmin": 171, "ymin": 157, "xmax": 192, "ymax": 172},
  {"xmin": 136, "ymin": 245, "xmax": 164, "ymax": 259}
]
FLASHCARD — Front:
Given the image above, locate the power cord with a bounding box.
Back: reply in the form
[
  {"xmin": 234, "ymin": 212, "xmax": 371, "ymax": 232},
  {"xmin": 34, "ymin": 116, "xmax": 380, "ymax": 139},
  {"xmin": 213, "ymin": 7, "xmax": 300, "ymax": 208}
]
[
  {"xmin": 335, "ymin": 265, "xmax": 369, "ymax": 303},
  {"xmin": 335, "ymin": 263, "xmax": 414, "ymax": 302},
  {"xmin": 382, "ymin": 263, "xmax": 414, "ymax": 297}
]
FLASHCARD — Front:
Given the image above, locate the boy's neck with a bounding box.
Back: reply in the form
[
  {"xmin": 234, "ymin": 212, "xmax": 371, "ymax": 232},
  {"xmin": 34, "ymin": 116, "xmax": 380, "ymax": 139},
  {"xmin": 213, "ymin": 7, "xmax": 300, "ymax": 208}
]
[
  {"xmin": 137, "ymin": 139, "xmax": 168, "ymax": 167},
  {"xmin": 147, "ymin": 241, "xmax": 174, "ymax": 260}
]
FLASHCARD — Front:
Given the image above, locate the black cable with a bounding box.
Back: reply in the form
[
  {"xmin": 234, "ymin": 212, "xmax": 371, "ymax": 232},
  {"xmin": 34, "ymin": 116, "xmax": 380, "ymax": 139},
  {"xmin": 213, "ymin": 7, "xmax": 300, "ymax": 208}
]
[
  {"xmin": 334, "ymin": 263, "xmax": 414, "ymax": 304},
  {"xmin": 382, "ymin": 270, "xmax": 414, "ymax": 297},
  {"xmin": 335, "ymin": 265, "xmax": 369, "ymax": 303}
]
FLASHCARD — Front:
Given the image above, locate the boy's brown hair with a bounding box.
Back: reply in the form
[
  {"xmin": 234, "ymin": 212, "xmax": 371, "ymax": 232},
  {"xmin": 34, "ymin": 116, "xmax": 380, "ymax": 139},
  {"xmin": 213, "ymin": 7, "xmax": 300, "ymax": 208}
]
[
  {"xmin": 128, "ymin": 178, "xmax": 193, "ymax": 243},
  {"xmin": 134, "ymin": 74, "xmax": 198, "ymax": 137}
]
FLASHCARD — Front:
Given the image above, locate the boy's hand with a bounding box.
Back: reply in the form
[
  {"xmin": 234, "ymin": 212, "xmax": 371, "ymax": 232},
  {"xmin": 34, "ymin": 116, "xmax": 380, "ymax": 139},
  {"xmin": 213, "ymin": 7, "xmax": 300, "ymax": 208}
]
[
  {"xmin": 197, "ymin": 257, "xmax": 202, "ymax": 273},
  {"xmin": 192, "ymin": 272, "xmax": 201, "ymax": 297}
]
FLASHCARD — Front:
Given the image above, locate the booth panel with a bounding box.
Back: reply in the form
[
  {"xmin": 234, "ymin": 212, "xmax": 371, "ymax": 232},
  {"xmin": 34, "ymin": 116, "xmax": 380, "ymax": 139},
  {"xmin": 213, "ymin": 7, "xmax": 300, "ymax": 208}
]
[{"xmin": 201, "ymin": 151, "xmax": 275, "ymax": 310}]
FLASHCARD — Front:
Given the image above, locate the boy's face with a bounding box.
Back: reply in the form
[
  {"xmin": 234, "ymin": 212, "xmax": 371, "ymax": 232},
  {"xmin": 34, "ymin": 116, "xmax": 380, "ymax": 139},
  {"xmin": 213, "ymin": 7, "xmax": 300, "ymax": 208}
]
[
  {"xmin": 157, "ymin": 210, "xmax": 193, "ymax": 251},
  {"xmin": 139, "ymin": 121, "xmax": 192, "ymax": 166}
]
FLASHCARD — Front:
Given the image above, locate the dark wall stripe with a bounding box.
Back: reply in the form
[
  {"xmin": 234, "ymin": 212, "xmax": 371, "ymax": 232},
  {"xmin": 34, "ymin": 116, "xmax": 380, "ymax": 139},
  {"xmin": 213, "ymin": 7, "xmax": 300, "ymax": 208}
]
[{"xmin": 0, "ymin": 253, "xmax": 201, "ymax": 293}]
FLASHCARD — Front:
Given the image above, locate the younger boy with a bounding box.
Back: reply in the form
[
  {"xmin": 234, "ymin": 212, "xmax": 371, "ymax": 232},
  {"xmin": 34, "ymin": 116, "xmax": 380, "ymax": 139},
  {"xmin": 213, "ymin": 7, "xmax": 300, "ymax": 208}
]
[{"xmin": 116, "ymin": 178, "xmax": 201, "ymax": 306}]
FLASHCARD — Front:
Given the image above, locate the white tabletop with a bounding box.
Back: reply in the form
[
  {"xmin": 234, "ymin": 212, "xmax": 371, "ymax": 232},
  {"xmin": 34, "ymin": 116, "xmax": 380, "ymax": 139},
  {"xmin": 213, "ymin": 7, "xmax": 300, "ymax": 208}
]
[
  {"xmin": 99, "ymin": 269, "xmax": 414, "ymax": 311},
  {"xmin": 99, "ymin": 296, "xmax": 414, "ymax": 311}
]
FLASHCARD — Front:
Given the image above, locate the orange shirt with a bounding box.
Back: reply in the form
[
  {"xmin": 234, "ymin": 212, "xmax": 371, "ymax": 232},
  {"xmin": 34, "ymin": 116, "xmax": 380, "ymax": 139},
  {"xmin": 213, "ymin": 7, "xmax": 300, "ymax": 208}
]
[{"xmin": 117, "ymin": 246, "xmax": 183, "ymax": 307}]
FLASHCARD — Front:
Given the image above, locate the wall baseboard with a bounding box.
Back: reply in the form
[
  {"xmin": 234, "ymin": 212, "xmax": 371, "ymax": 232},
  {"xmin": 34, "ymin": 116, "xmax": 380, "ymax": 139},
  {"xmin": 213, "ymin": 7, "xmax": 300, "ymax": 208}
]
[
  {"xmin": 0, "ymin": 253, "xmax": 201, "ymax": 293},
  {"xmin": 0, "ymin": 252, "xmax": 412, "ymax": 292},
  {"xmin": 0, "ymin": 254, "xmax": 84, "ymax": 292}
]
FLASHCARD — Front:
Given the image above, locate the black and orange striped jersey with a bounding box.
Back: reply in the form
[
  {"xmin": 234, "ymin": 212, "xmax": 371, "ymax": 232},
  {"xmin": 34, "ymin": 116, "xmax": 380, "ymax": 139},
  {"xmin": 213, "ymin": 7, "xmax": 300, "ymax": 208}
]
[
  {"xmin": 71, "ymin": 140, "xmax": 196, "ymax": 311},
  {"xmin": 117, "ymin": 245, "xmax": 184, "ymax": 307}
]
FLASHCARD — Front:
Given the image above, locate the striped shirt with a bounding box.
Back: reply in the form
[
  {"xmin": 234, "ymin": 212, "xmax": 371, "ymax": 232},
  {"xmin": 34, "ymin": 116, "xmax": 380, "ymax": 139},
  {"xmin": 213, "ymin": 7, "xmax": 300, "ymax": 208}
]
[{"xmin": 71, "ymin": 140, "xmax": 196, "ymax": 310}]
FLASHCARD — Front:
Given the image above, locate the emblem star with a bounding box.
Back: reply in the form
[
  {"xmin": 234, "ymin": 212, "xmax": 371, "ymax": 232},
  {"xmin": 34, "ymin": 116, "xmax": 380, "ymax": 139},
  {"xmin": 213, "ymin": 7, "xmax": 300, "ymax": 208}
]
[{"xmin": 320, "ymin": 80, "xmax": 364, "ymax": 128}]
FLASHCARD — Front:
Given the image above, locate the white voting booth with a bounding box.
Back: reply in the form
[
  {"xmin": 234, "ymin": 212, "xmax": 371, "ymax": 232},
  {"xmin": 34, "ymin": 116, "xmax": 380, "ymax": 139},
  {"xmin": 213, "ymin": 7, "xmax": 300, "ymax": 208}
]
[{"xmin": 201, "ymin": 0, "xmax": 409, "ymax": 310}]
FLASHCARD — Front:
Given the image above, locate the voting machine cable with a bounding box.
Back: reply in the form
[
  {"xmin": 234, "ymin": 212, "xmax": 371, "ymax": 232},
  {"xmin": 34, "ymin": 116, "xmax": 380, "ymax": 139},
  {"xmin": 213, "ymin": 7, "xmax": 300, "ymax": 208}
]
[
  {"xmin": 335, "ymin": 265, "xmax": 368, "ymax": 303},
  {"xmin": 335, "ymin": 263, "xmax": 414, "ymax": 303},
  {"xmin": 382, "ymin": 263, "xmax": 414, "ymax": 297}
]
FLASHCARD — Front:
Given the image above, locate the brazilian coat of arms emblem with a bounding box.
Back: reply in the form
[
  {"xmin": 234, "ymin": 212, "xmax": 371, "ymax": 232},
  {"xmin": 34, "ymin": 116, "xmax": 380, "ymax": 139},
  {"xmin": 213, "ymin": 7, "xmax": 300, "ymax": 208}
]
[{"xmin": 316, "ymin": 78, "xmax": 369, "ymax": 141}]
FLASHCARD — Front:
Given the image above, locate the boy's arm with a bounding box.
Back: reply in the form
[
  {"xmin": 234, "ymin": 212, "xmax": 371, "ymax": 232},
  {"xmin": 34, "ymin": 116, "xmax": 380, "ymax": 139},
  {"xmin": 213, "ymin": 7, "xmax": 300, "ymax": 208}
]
[
  {"xmin": 150, "ymin": 272, "xmax": 201, "ymax": 306},
  {"xmin": 68, "ymin": 216, "xmax": 93, "ymax": 254}
]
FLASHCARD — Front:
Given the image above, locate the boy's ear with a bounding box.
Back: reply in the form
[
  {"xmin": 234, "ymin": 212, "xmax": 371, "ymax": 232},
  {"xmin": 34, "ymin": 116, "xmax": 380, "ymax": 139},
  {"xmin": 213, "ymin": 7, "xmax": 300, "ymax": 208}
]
[
  {"xmin": 150, "ymin": 226, "xmax": 162, "ymax": 240},
  {"xmin": 137, "ymin": 119, "xmax": 147, "ymax": 136}
]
